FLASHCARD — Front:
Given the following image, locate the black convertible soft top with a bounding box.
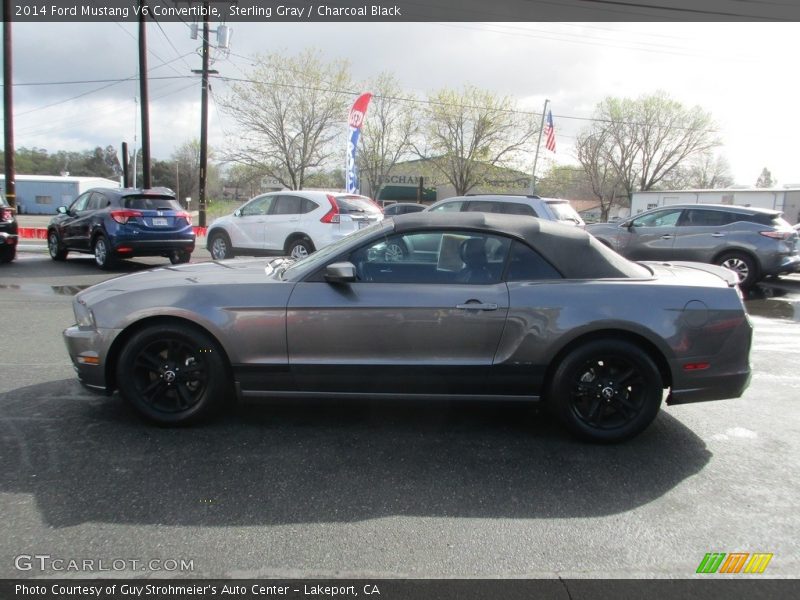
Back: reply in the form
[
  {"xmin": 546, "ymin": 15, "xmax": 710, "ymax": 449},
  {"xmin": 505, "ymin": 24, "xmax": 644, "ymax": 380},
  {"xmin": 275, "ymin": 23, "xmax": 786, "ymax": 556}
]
[{"xmin": 392, "ymin": 211, "xmax": 650, "ymax": 279}]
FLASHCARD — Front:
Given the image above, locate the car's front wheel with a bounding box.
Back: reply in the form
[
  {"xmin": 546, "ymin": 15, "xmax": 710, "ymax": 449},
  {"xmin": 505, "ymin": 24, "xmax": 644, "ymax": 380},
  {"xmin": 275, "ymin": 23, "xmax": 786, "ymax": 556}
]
[
  {"xmin": 48, "ymin": 231, "xmax": 68, "ymax": 261},
  {"xmin": 93, "ymin": 234, "xmax": 115, "ymax": 269},
  {"xmin": 116, "ymin": 323, "xmax": 230, "ymax": 425},
  {"xmin": 209, "ymin": 232, "xmax": 234, "ymax": 260},
  {"xmin": 0, "ymin": 244, "xmax": 16, "ymax": 264},
  {"xmin": 716, "ymin": 251, "xmax": 758, "ymax": 288},
  {"xmin": 548, "ymin": 340, "xmax": 663, "ymax": 443}
]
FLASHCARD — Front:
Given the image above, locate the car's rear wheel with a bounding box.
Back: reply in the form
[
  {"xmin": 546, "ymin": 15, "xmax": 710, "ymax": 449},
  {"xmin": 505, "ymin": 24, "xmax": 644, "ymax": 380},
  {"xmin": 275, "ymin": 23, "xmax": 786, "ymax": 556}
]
[
  {"xmin": 93, "ymin": 234, "xmax": 115, "ymax": 269},
  {"xmin": 169, "ymin": 250, "xmax": 191, "ymax": 265},
  {"xmin": 116, "ymin": 324, "xmax": 229, "ymax": 425},
  {"xmin": 48, "ymin": 231, "xmax": 68, "ymax": 261},
  {"xmin": 548, "ymin": 340, "xmax": 663, "ymax": 443},
  {"xmin": 716, "ymin": 251, "xmax": 758, "ymax": 288},
  {"xmin": 286, "ymin": 237, "xmax": 314, "ymax": 259},
  {"xmin": 0, "ymin": 245, "xmax": 16, "ymax": 264},
  {"xmin": 209, "ymin": 232, "xmax": 234, "ymax": 260},
  {"xmin": 384, "ymin": 240, "xmax": 407, "ymax": 261}
]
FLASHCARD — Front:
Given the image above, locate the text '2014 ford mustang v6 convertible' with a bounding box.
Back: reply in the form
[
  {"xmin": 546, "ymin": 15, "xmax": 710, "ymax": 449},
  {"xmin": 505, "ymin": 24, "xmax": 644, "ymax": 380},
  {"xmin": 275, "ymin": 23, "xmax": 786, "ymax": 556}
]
[{"xmin": 63, "ymin": 212, "xmax": 752, "ymax": 442}]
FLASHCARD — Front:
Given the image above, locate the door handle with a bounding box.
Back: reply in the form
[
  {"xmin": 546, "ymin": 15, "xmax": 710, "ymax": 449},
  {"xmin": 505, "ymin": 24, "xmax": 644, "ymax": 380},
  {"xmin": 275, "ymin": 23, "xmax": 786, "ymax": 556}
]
[
  {"xmin": 456, "ymin": 302, "xmax": 499, "ymax": 311},
  {"xmin": 711, "ymin": 232, "xmax": 725, "ymax": 237},
  {"xmin": 660, "ymin": 234, "xmax": 674, "ymax": 240}
]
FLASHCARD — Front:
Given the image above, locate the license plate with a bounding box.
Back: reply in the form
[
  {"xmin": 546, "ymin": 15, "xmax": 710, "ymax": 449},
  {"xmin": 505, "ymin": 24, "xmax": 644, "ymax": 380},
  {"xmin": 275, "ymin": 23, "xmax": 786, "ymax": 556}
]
[
  {"xmin": 152, "ymin": 217, "xmax": 168, "ymax": 227},
  {"xmin": 358, "ymin": 220, "xmax": 369, "ymax": 229}
]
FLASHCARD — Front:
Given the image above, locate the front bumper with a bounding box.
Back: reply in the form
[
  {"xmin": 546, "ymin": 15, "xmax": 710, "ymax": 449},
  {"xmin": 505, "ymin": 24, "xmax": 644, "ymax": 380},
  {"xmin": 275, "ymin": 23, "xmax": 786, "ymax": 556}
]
[
  {"xmin": 63, "ymin": 325, "xmax": 120, "ymax": 394},
  {"xmin": 0, "ymin": 231, "xmax": 18, "ymax": 246}
]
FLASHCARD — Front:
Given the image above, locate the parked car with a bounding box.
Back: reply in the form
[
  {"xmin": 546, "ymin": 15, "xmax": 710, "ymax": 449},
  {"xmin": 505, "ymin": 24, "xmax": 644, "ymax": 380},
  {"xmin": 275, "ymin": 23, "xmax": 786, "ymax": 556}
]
[
  {"xmin": 0, "ymin": 192, "xmax": 18, "ymax": 263},
  {"xmin": 426, "ymin": 194, "xmax": 585, "ymax": 227},
  {"xmin": 586, "ymin": 204, "xmax": 800, "ymax": 288},
  {"xmin": 64, "ymin": 212, "xmax": 752, "ymax": 443},
  {"xmin": 206, "ymin": 191, "xmax": 384, "ymax": 260},
  {"xmin": 383, "ymin": 202, "xmax": 426, "ymax": 216},
  {"xmin": 47, "ymin": 187, "xmax": 195, "ymax": 269}
]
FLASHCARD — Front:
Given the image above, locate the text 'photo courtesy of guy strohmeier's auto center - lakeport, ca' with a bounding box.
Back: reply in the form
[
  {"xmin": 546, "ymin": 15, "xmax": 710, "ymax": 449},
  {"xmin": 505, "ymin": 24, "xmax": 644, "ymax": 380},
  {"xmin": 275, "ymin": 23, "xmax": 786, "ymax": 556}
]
[{"xmin": 1, "ymin": 1, "xmax": 800, "ymax": 599}]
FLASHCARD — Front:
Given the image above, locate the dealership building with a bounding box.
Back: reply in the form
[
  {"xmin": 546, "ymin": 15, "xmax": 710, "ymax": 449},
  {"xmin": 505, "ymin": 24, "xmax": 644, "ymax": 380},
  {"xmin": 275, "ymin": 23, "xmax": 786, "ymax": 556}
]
[{"xmin": 0, "ymin": 174, "xmax": 120, "ymax": 215}]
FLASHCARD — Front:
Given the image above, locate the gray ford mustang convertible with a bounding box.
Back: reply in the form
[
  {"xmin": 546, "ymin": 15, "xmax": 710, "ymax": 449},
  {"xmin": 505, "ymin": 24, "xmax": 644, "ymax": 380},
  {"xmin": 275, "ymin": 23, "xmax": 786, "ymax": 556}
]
[{"xmin": 64, "ymin": 212, "xmax": 752, "ymax": 442}]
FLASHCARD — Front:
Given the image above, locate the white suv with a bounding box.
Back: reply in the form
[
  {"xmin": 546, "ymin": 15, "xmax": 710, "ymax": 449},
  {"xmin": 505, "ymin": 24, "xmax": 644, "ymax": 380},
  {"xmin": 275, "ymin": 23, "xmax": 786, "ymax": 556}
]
[
  {"xmin": 207, "ymin": 191, "xmax": 383, "ymax": 260},
  {"xmin": 426, "ymin": 194, "xmax": 585, "ymax": 227}
]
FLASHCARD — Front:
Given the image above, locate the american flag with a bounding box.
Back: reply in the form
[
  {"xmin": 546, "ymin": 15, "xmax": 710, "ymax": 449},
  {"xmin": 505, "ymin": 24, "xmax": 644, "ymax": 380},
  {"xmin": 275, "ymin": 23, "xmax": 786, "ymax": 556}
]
[{"xmin": 544, "ymin": 109, "xmax": 556, "ymax": 153}]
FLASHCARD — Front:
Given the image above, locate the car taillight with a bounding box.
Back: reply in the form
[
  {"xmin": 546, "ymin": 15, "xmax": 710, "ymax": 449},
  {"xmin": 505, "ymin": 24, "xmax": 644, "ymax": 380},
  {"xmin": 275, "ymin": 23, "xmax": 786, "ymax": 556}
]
[
  {"xmin": 110, "ymin": 210, "xmax": 143, "ymax": 224},
  {"xmin": 176, "ymin": 211, "xmax": 192, "ymax": 225},
  {"xmin": 320, "ymin": 194, "xmax": 340, "ymax": 224},
  {"xmin": 759, "ymin": 230, "xmax": 791, "ymax": 240},
  {"xmin": 1, "ymin": 208, "xmax": 14, "ymax": 222}
]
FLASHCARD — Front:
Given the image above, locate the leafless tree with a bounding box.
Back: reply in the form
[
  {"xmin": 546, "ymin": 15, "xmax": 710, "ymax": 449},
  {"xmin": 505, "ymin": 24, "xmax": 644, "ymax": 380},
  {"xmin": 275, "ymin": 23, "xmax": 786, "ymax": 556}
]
[
  {"xmin": 414, "ymin": 85, "xmax": 537, "ymax": 196},
  {"xmin": 575, "ymin": 129, "xmax": 626, "ymax": 221},
  {"xmin": 356, "ymin": 73, "xmax": 417, "ymax": 200},
  {"xmin": 220, "ymin": 49, "xmax": 351, "ymax": 190},
  {"xmin": 577, "ymin": 91, "xmax": 720, "ymax": 203}
]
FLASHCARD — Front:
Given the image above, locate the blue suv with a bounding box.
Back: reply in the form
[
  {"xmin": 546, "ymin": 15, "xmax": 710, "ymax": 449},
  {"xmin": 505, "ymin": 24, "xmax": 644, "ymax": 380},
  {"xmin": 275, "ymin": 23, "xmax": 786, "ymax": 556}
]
[{"xmin": 47, "ymin": 187, "xmax": 195, "ymax": 269}]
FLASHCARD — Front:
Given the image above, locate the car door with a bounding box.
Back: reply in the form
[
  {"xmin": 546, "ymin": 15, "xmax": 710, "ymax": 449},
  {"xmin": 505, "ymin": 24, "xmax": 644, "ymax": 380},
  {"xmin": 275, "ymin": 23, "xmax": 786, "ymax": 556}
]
[
  {"xmin": 286, "ymin": 230, "xmax": 512, "ymax": 395},
  {"xmin": 61, "ymin": 192, "xmax": 93, "ymax": 249},
  {"xmin": 618, "ymin": 208, "xmax": 683, "ymax": 260},
  {"xmin": 263, "ymin": 194, "xmax": 316, "ymax": 252},
  {"xmin": 671, "ymin": 208, "xmax": 735, "ymax": 262},
  {"xmin": 230, "ymin": 195, "xmax": 274, "ymax": 249}
]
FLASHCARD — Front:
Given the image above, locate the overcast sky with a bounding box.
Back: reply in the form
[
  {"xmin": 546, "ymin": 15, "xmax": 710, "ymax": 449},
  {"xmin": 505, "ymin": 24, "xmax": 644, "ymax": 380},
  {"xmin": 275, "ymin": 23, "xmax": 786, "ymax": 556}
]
[{"xmin": 4, "ymin": 21, "xmax": 799, "ymax": 186}]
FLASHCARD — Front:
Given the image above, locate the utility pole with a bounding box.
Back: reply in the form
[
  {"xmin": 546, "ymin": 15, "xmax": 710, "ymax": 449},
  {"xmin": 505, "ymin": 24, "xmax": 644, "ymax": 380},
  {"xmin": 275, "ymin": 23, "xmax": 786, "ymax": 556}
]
[
  {"xmin": 198, "ymin": 0, "xmax": 210, "ymax": 227},
  {"xmin": 138, "ymin": 0, "xmax": 152, "ymax": 189},
  {"xmin": 3, "ymin": 2, "xmax": 16, "ymax": 210},
  {"xmin": 529, "ymin": 98, "xmax": 549, "ymax": 195}
]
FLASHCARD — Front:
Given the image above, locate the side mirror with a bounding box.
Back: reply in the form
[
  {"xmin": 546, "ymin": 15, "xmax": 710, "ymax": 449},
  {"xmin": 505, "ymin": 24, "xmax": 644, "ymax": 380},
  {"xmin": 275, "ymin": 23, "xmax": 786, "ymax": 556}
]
[
  {"xmin": 57, "ymin": 206, "xmax": 68, "ymax": 215},
  {"xmin": 233, "ymin": 208, "xmax": 242, "ymax": 217},
  {"xmin": 621, "ymin": 220, "xmax": 633, "ymax": 229},
  {"xmin": 324, "ymin": 262, "xmax": 357, "ymax": 284}
]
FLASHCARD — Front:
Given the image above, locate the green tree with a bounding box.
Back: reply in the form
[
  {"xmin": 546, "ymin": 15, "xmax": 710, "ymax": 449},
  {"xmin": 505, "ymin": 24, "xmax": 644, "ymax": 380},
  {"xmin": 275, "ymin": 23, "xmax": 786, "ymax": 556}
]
[
  {"xmin": 756, "ymin": 167, "xmax": 774, "ymax": 188},
  {"xmin": 221, "ymin": 49, "xmax": 351, "ymax": 190},
  {"xmin": 415, "ymin": 85, "xmax": 536, "ymax": 196}
]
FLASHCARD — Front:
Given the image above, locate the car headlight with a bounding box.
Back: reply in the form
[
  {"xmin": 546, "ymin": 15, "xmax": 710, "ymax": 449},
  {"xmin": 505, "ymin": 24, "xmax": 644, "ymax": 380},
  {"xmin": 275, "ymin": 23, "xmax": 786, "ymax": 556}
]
[{"xmin": 73, "ymin": 298, "xmax": 96, "ymax": 329}]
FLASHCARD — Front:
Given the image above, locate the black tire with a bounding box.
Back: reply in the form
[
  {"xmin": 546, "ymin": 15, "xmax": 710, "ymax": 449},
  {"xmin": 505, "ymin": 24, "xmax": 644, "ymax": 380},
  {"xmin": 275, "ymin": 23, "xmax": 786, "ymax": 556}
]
[
  {"xmin": 116, "ymin": 324, "xmax": 230, "ymax": 425},
  {"xmin": 548, "ymin": 340, "xmax": 663, "ymax": 443},
  {"xmin": 48, "ymin": 230, "xmax": 68, "ymax": 261},
  {"xmin": 286, "ymin": 237, "xmax": 314, "ymax": 260},
  {"xmin": 209, "ymin": 232, "xmax": 234, "ymax": 260},
  {"xmin": 715, "ymin": 251, "xmax": 758, "ymax": 288},
  {"xmin": 0, "ymin": 244, "xmax": 16, "ymax": 264},
  {"xmin": 169, "ymin": 250, "xmax": 191, "ymax": 265},
  {"xmin": 93, "ymin": 234, "xmax": 115, "ymax": 269}
]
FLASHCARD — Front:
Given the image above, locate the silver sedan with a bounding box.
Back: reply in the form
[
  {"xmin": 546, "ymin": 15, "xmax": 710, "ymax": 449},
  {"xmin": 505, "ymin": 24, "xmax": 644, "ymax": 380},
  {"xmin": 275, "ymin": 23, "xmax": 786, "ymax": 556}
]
[{"xmin": 63, "ymin": 212, "xmax": 752, "ymax": 442}]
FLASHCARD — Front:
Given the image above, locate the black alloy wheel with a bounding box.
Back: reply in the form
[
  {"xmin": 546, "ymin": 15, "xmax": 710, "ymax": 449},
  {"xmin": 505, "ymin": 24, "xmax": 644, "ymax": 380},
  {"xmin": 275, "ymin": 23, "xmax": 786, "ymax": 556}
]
[
  {"xmin": 548, "ymin": 340, "xmax": 663, "ymax": 443},
  {"xmin": 116, "ymin": 324, "xmax": 229, "ymax": 424}
]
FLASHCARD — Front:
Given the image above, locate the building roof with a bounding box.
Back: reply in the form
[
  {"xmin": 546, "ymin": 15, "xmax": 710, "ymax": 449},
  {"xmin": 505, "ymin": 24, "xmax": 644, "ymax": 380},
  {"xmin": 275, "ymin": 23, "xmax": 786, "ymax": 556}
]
[
  {"xmin": 0, "ymin": 174, "xmax": 120, "ymax": 185},
  {"xmin": 634, "ymin": 187, "xmax": 800, "ymax": 194}
]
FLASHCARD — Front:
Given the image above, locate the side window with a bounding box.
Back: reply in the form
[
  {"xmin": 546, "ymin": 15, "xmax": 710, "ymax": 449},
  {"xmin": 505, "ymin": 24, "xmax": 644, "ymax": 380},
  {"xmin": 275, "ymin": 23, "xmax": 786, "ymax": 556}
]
[
  {"xmin": 272, "ymin": 195, "xmax": 303, "ymax": 215},
  {"xmin": 679, "ymin": 209, "xmax": 733, "ymax": 227},
  {"xmin": 87, "ymin": 192, "xmax": 109, "ymax": 211},
  {"xmin": 70, "ymin": 192, "xmax": 91, "ymax": 212},
  {"xmin": 349, "ymin": 231, "xmax": 511, "ymax": 285},
  {"xmin": 430, "ymin": 201, "xmax": 465, "ymax": 213},
  {"xmin": 497, "ymin": 202, "xmax": 535, "ymax": 216},
  {"xmin": 505, "ymin": 241, "xmax": 562, "ymax": 281},
  {"xmin": 240, "ymin": 196, "xmax": 273, "ymax": 216},
  {"xmin": 631, "ymin": 209, "xmax": 682, "ymax": 228},
  {"xmin": 301, "ymin": 198, "xmax": 318, "ymax": 214},
  {"xmin": 464, "ymin": 201, "xmax": 496, "ymax": 213}
]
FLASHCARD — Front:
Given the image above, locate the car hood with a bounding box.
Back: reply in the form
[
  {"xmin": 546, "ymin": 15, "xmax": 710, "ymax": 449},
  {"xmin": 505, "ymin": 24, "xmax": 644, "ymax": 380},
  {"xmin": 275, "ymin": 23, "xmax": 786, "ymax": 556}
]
[{"xmin": 77, "ymin": 259, "xmax": 279, "ymax": 304}]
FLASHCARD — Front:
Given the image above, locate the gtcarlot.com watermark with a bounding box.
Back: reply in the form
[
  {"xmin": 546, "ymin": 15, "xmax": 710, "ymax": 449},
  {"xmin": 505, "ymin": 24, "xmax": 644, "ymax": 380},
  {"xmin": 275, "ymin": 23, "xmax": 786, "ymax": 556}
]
[{"xmin": 14, "ymin": 554, "xmax": 194, "ymax": 573}]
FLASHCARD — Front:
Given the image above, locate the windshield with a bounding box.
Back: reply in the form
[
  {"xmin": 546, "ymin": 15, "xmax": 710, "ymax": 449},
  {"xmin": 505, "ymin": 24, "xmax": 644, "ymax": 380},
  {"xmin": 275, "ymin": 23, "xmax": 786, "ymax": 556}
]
[
  {"xmin": 123, "ymin": 196, "xmax": 183, "ymax": 211},
  {"xmin": 547, "ymin": 201, "xmax": 584, "ymax": 225},
  {"xmin": 280, "ymin": 220, "xmax": 390, "ymax": 280},
  {"xmin": 334, "ymin": 195, "xmax": 382, "ymax": 215}
]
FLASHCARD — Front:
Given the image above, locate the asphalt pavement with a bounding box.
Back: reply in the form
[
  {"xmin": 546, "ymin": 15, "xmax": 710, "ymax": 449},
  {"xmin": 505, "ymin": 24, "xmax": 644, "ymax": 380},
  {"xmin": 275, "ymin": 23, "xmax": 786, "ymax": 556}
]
[{"xmin": 0, "ymin": 249, "xmax": 798, "ymax": 580}]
